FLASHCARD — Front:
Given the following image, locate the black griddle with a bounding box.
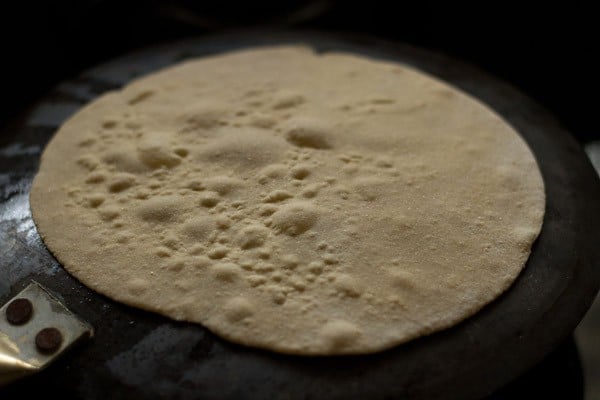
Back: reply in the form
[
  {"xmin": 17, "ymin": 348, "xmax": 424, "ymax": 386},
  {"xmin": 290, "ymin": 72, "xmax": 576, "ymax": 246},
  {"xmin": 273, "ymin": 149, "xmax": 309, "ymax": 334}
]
[{"xmin": 0, "ymin": 31, "xmax": 599, "ymax": 400}]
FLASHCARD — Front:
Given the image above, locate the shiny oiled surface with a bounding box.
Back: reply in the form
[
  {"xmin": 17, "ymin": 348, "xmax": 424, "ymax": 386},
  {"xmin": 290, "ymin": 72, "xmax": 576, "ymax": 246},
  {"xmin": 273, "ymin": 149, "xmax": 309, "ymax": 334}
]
[{"xmin": 0, "ymin": 32, "xmax": 599, "ymax": 399}]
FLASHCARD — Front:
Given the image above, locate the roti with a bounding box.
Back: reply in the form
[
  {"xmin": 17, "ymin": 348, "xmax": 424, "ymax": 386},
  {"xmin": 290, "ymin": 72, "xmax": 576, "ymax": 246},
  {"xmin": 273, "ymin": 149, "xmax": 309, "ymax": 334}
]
[{"xmin": 29, "ymin": 46, "xmax": 545, "ymax": 355}]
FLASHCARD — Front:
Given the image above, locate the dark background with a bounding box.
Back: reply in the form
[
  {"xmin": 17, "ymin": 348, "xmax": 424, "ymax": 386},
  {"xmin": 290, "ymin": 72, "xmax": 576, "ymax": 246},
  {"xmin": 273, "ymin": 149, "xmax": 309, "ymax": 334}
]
[{"xmin": 0, "ymin": 1, "xmax": 598, "ymax": 144}]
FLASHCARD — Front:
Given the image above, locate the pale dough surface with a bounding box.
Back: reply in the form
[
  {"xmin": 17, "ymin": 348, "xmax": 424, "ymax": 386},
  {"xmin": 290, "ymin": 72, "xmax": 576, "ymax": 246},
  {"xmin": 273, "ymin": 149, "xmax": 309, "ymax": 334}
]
[{"xmin": 30, "ymin": 46, "xmax": 545, "ymax": 355}]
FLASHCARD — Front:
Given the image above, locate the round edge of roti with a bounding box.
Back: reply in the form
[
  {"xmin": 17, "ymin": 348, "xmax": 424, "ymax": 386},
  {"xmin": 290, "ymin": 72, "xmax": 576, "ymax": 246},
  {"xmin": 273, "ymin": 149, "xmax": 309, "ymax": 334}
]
[{"xmin": 30, "ymin": 45, "xmax": 545, "ymax": 355}]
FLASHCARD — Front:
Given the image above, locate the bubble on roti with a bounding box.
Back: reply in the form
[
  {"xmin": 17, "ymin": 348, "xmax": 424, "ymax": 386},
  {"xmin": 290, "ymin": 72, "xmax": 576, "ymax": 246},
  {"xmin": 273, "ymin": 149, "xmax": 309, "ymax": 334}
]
[{"xmin": 30, "ymin": 46, "xmax": 545, "ymax": 355}]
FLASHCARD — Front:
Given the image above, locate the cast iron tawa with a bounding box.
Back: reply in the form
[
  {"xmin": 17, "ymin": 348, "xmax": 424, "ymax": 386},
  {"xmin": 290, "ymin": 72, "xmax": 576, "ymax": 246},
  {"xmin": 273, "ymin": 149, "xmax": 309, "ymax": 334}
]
[{"xmin": 0, "ymin": 31, "xmax": 599, "ymax": 400}]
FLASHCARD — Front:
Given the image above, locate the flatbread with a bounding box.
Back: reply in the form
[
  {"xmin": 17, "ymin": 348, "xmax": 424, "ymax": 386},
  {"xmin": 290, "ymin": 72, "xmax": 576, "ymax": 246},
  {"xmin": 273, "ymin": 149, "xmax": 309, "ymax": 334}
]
[{"xmin": 30, "ymin": 46, "xmax": 545, "ymax": 355}]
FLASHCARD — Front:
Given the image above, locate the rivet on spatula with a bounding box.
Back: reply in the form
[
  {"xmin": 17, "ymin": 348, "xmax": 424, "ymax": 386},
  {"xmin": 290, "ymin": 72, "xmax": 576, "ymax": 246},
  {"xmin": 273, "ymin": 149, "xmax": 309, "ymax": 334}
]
[
  {"xmin": 5, "ymin": 298, "xmax": 33, "ymax": 325},
  {"xmin": 35, "ymin": 327, "xmax": 63, "ymax": 354}
]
